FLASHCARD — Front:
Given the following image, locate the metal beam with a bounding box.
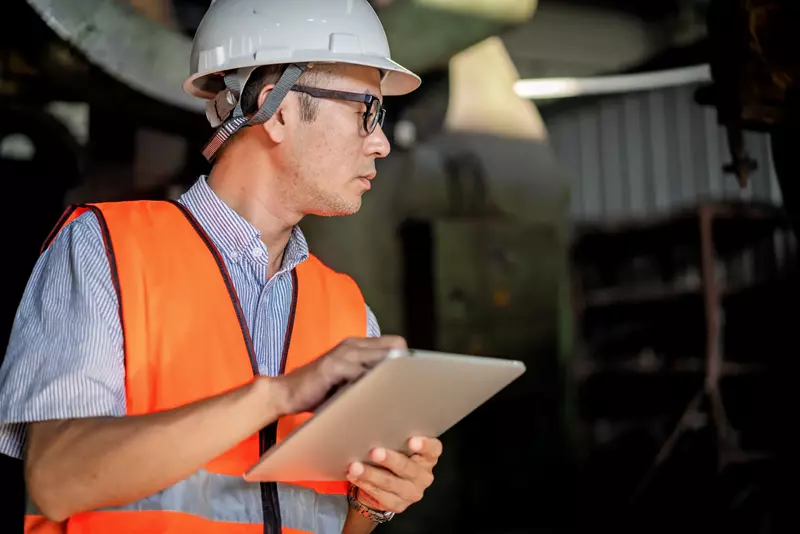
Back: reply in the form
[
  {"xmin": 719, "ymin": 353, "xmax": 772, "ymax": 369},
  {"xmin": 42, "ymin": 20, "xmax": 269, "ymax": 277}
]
[{"xmin": 26, "ymin": 0, "xmax": 201, "ymax": 112}]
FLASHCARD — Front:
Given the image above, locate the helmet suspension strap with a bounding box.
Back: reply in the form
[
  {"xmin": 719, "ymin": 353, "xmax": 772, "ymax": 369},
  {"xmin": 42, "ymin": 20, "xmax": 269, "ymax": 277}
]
[{"xmin": 202, "ymin": 63, "xmax": 307, "ymax": 162}]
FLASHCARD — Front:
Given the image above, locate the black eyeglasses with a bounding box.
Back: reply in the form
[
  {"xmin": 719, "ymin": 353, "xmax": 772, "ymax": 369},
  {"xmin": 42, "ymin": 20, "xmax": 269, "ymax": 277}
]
[{"xmin": 290, "ymin": 85, "xmax": 386, "ymax": 134}]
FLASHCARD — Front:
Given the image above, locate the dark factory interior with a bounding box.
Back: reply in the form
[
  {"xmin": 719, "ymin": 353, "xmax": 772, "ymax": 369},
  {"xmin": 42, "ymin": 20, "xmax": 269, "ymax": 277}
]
[{"xmin": 0, "ymin": 1, "xmax": 796, "ymax": 533}]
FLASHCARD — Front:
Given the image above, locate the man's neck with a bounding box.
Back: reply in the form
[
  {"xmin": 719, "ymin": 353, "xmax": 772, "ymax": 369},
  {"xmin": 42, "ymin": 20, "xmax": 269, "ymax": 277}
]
[{"xmin": 207, "ymin": 164, "xmax": 302, "ymax": 279}]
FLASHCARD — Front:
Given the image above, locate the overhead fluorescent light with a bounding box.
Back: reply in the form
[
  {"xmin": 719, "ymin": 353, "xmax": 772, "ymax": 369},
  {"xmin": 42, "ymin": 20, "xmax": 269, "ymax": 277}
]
[
  {"xmin": 415, "ymin": 0, "xmax": 538, "ymax": 22},
  {"xmin": 514, "ymin": 64, "xmax": 712, "ymax": 100}
]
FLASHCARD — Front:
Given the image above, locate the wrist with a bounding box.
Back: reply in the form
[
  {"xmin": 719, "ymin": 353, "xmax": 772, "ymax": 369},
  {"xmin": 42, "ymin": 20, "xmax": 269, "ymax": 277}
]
[
  {"xmin": 250, "ymin": 376, "xmax": 289, "ymax": 423},
  {"xmin": 347, "ymin": 485, "xmax": 394, "ymax": 525},
  {"xmin": 344, "ymin": 507, "xmax": 379, "ymax": 534}
]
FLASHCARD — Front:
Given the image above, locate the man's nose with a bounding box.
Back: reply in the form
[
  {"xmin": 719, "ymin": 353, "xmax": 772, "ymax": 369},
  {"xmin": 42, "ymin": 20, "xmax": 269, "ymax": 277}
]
[{"xmin": 366, "ymin": 125, "xmax": 391, "ymax": 159}]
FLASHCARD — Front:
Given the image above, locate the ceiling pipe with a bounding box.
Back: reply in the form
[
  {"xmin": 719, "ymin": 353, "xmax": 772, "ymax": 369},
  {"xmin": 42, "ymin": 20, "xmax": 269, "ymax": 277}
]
[{"xmin": 514, "ymin": 64, "xmax": 712, "ymax": 100}]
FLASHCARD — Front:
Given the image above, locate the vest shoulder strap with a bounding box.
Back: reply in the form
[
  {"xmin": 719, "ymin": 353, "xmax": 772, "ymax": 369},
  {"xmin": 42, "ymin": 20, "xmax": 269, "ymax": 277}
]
[
  {"xmin": 41, "ymin": 203, "xmax": 94, "ymax": 254},
  {"xmin": 41, "ymin": 201, "xmax": 182, "ymax": 254}
]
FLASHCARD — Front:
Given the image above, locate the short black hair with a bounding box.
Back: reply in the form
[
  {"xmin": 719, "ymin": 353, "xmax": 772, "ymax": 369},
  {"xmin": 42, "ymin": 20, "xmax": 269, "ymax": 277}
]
[{"xmin": 240, "ymin": 64, "xmax": 332, "ymax": 122}]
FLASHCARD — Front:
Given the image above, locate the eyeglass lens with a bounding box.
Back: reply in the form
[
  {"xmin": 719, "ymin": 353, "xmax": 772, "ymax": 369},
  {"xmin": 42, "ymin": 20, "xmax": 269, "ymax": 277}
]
[{"xmin": 366, "ymin": 99, "xmax": 385, "ymax": 133}]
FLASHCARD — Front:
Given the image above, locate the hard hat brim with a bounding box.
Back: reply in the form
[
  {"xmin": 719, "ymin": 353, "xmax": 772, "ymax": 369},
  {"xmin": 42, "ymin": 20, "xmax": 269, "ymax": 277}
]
[{"xmin": 183, "ymin": 53, "xmax": 421, "ymax": 100}]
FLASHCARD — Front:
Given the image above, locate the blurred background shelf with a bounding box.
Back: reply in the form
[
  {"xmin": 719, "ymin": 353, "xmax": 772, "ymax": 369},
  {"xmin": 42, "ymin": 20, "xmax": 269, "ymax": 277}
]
[{"xmin": 569, "ymin": 199, "xmax": 795, "ymax": 532}]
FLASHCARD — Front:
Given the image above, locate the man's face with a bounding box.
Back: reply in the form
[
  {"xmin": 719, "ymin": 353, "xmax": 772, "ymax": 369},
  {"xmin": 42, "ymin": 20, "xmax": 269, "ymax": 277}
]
[{"xmin": 285, "ymin": 64, "xmax": 391, "ymax": 216}]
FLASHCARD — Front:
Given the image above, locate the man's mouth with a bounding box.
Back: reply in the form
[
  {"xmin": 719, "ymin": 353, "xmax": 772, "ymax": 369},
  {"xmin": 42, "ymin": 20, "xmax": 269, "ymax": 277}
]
[{"xmin": 357, "ymin": 173, "xmax": 375, "ymax": 190}]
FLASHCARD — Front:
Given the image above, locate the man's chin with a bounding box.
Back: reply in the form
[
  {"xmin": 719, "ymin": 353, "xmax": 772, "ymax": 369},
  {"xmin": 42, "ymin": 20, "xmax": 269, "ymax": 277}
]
[{"xmin": 310, "ymin": 199, "xmax": 362, "ymax": 217}]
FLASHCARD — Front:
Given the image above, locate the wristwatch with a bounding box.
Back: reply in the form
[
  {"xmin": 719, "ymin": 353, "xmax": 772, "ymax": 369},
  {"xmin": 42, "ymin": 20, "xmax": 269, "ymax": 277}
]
[{"xmin": 347, "ymin": 485, "xmax": 395, "ymax": 524}]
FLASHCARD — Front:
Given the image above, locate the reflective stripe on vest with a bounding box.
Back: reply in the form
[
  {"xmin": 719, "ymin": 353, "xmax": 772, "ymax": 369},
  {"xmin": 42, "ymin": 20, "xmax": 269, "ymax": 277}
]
[
  {"xmin": 26, "ymin": 476, "xmax": 346, "ymax": 533},
  {"xmin": 27, "ymin": 201, "xmax": 366, "ymax": 534}
]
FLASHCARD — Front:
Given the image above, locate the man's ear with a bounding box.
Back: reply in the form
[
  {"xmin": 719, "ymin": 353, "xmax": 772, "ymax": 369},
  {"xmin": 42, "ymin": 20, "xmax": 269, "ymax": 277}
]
[{"xmin": 257, "ymin": 83, "xmax": 291, "ymax": 144}]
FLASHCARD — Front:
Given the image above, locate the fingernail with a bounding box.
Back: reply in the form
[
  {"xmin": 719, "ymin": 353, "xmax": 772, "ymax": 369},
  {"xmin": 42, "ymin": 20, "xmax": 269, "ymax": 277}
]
[
  {"xmin": 409, "ymin": 437, "xmax": 422, "ymax": 452},
  {"xmin": 349, "ymin": 462, "xmax": 364, "ymax": 477},
  {"xmin": 372, "ymin": 448, "xmax": 386, "ymax": 462}
]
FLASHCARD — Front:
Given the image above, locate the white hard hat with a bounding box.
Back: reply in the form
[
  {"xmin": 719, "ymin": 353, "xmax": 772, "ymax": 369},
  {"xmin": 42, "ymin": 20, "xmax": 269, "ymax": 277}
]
[
  {"xmin": 187, "ymin": 0, "xmax": 420, "ymax": 161},
  {"xmin": 183, "ymin": 0, "xmax": 420, "ymax": 100}
]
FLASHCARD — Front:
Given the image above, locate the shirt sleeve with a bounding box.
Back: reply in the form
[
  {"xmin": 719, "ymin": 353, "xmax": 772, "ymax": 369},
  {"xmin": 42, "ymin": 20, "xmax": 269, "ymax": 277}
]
[
  {"xmin": 365, "ymin": 304, "xmax": 381, "ymax": 338},
  {"xmin": 0, "ymin": 212, "xmax": 126, "ymax": 459}
]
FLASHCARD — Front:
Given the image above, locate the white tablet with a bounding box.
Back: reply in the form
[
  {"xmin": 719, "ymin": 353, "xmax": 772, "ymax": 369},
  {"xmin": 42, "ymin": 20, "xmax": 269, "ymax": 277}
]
[{"xmin": 243, "ymin": 349, "xmax": 526, "ymax": 483}]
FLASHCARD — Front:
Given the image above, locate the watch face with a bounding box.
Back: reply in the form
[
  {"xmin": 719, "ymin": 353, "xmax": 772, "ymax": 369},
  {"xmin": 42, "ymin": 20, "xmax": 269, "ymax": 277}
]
[{"xmin": 365, "ymin": 508, "xmax": 394, "ymax": 523}]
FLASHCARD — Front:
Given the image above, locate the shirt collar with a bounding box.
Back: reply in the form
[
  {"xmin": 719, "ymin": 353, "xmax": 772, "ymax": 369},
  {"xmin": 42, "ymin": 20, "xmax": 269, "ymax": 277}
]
[{"xmin": 177, "ymin": 176, "xmax": 309, "ymax": 271}]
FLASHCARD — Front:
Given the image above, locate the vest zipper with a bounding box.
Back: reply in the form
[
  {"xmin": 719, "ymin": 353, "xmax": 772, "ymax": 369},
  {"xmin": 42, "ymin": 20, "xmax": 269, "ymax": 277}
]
[
  {"xmin": 259, "ymin": 431, "xmax": 281, "ymax": 534},
  {"xmin": 169, "ymin": 200, "xmax": 283, "ymax": 534},
  {"xmin": 261, "ymin": 268, "xmax": 298, "ymax": 533},
  {"xmin": 260, "ymin": 268, "xmax": 298, "ymax": 533}
]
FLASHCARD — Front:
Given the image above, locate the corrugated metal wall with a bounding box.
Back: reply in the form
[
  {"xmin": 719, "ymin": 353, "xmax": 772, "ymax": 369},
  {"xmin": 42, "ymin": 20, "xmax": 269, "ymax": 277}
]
[{"xmin": 543, "ymin": 84, "xmax": 784, "ymax": 223}]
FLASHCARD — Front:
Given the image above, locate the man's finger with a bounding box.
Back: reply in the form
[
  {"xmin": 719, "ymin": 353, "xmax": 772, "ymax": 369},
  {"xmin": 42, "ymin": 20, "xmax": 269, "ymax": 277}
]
[
  {"xmin": 347, "ymin": 462, "xmax": 419, "ymax": 503},
  {"xmin": 348, "ymin": 335, "xmax": 407, "ymax": 351},
  {"xmin": 370, "ymin": 447, "xmax": 422, "ymax": 480},
  {"xmin": 376, "ymin": 335, "xmax": 407, "ymax": 349},
  {"xmin": 408, "ymin": 437, "xmax": 443, "ymax": 461},
  {"xmin": 334, "ymin": 350, "xmax": 390, "ymax": 375},
  {"xmin": 350, "ymin": 480, "xmax": 409, "ymax": 514},
  {"xmin": 410, "ymin": 453, "xmax": 436, "ymax": 470},
  {"xmin": 337, "ymin": 338, "xmax": 407, "ymax": 368}
]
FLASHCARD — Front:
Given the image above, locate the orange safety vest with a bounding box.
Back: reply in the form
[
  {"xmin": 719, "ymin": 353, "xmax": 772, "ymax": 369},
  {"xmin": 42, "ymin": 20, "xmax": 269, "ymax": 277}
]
[{"xmin": 24, "ymin": 200, "xmax": 367, "ymax": 534}]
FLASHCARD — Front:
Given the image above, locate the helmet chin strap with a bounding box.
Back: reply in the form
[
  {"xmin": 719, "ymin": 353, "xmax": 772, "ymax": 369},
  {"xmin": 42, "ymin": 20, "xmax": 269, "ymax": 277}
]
[{"xmin": 202, "ymin": 63, "xmax": 307, "ymax": 162}]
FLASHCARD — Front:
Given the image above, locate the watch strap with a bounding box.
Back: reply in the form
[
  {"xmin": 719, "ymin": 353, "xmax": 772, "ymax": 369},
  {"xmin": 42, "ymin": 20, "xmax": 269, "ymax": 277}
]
[{"xmin": 347, "ymin": 485, "xmax": 395, "ymax": 524}]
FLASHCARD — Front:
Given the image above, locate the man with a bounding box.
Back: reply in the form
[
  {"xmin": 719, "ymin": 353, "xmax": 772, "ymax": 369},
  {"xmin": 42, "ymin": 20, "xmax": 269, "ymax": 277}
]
[{"xmin": 0, "ymin": 1, "xmax": 440, "ymax": 533}]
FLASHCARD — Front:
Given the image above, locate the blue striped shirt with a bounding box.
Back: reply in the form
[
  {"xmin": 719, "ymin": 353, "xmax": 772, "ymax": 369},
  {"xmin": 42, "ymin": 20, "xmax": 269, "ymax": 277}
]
[{"xmin": 0, "ymin": 176, "xmax": 380, "ymax": 459}]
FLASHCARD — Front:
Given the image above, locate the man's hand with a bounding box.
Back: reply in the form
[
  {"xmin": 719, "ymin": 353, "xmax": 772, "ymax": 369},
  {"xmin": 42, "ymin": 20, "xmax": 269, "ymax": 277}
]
[
  {"xmin": 346, "ymin": 437, "xmax": 442, "ymax": 514},
  {"xmin": 273, "ymin": 335, "xmax": 407, "ymax": 415}
]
